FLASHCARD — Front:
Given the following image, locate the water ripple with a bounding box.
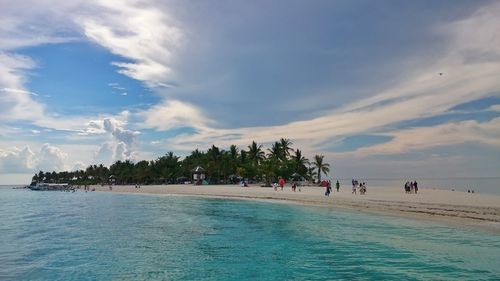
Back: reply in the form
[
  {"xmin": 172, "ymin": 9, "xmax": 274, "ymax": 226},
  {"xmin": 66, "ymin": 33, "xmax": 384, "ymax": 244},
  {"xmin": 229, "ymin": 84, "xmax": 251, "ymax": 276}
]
[{"xmin": 1, "ymin": 189, "xmax": 499, "ymax": 280}]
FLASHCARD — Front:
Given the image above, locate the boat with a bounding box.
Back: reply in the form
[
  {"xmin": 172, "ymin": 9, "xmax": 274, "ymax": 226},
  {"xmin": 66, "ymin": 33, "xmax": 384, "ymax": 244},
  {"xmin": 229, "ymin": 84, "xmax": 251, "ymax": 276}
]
[{"xmin": 28, "ymin": 183, "xmax": 73, "ymax": 191}]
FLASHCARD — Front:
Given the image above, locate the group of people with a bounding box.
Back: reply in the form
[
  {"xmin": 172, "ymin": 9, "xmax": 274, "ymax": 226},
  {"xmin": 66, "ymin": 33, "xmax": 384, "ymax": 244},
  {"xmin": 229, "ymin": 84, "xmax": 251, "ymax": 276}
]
[
  {"xmin": 404, "ymin": 181, "xmax": 418, "ymax": 194},
  {"xmin": 351, "ymin": 179, "xmax": 367, "ymax": 195},
  {"xmin": 273, "ymin": 177, "xmax": 287, "ymax": 191},
  {"xmin": 273, "ymin": 177, "xmax": 302, "ymax": 192},
  {"xmin": 324, "ymin": 180, "xmax": 340, "ymax": 197}
]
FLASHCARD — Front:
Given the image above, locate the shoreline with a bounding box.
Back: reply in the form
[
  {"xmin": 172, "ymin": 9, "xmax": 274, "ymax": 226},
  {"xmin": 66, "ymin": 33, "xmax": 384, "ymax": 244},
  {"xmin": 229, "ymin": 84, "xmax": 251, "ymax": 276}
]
[{"xmin": 91, "ymin": 184, "xmax": 500, "ymax": 234}]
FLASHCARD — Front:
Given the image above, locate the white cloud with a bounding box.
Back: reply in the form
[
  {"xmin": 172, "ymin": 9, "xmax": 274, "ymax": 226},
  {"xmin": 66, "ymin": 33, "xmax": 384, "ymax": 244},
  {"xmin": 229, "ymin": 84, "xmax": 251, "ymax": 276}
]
[
  {"xmin": 36, "ymin": 143, "xmax": 67, "ymax": 171},
  {"xmin": 0, "ymin": 53, "xmax": 46, "ymax": 122},
  {"xmin": 489, "ymin": 104, "xmax": 500, "ymax": 112},
  {"xmin": 337, "ymin": 118, "xmax": 500, "ymax": 157},
  {"xmin": 80, "ymin": 0, "xmax": 183, "ymax": 86},
  {"xmin": 114, "ymin": 141, "xmax": 129, "ymax": 161},
  {"xmin": 2, "ymin": 87, "xmax": 38, "ymax": 96},
  {"xmin": 0, "ymin": 146, "xmax": 35, "ymax": 173},
  {"xmin": 139, "ymin": 99, "xmax": 212, "ymax": 131},
  {"xmin": 103, "ymin": 118, "xmax": 139, "ymax": 146},
  {"xmin": 1, "ymin": 0, "xmax": 499, "ymax": 179},
  {"xmin": 72, "ymin": 161, "xmax": 87, "ymax": 171},
  {"xmin": 143, "ymin": 2, "xmax": 500, "ymax": 158},
  {"xmin": 94, "ymin": 142, "xmax": 114, "ymax": 165},
  {"xmin": 0, "ymin": 0, "xmax": 182, "ymax": 132},
  {"xmin": 108, "ymin": 82, "xmax": 126, "ymax": 90},
  {"xmin": 0, "ymin": 53, "xmax": 98, "ymax": 131},
  {"xmin": 0, "ymin": 143, "xmax": 67, "ymax": 173},
  {"xmin": 81, "ymin": 115, "xmax": 139, "ymax": 165}
]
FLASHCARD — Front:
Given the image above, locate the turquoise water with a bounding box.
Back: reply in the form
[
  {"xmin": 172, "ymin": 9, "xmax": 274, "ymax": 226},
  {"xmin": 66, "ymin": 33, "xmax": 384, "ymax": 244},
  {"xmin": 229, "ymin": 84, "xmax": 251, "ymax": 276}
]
[{"xmin": 1, "ymin": 189, "xmax": 499, "ymax": 280}]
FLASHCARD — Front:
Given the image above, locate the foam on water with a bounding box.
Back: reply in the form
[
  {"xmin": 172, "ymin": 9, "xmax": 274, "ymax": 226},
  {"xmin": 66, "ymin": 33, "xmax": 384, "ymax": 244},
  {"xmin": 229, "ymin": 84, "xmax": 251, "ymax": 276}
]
[{"xmin": 1, "ymin": 189, "xmax": 499, "ymax": 280}]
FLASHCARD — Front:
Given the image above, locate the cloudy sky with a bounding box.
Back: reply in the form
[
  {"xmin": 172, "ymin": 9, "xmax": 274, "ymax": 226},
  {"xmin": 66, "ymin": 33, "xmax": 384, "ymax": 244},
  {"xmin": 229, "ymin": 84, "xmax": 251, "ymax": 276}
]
[{"xmin": 1, "ymin": 0, "xmax": 500, "ymax": 184}]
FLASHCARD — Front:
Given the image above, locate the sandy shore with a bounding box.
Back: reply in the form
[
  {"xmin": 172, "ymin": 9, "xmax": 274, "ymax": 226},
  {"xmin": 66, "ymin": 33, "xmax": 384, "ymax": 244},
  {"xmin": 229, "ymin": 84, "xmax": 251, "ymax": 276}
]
[{"xmin": 93, "ymin": 184, "xmax": 500, "ymax": 232}]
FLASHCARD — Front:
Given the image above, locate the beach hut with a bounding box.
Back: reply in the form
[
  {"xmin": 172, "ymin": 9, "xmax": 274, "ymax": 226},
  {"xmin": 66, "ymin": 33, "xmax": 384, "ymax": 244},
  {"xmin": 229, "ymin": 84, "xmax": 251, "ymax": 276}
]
[
  {"xmin": 108, "ymin": 175, "xmax": 116, "ymax": 185},
  {"xmin": 191, "ymin": 166, "xmax": 206, "ymax": 185}
]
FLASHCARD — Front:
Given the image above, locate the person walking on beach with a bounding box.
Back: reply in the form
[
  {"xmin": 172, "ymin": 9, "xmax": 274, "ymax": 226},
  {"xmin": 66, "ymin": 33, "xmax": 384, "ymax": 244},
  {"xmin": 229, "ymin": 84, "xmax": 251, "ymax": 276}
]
[
  {"xmin": 325, "ymin": 180, "xmax": 332, "ymax": 197},
  {"xmin": 336, "ymin": 180, "xmax": 340, "ymax": 192},
  {"xmin": 352, "ymin": 182, "xmax": 357, "ymax": 194},
  {"xmin": 414, "ymin": 181, "xmax": 418, "ymax": 194},
  {"xmin": 278, "ymin": 177, "xmax": 285, "ymax": 191}
]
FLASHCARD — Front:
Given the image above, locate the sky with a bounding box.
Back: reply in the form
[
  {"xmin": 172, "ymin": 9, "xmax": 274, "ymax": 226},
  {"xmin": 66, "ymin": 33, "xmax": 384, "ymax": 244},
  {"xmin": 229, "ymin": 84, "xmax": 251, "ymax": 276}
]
[{"xmin": 1, "ymin": 0, "xmax": 500, "ymax": 184}]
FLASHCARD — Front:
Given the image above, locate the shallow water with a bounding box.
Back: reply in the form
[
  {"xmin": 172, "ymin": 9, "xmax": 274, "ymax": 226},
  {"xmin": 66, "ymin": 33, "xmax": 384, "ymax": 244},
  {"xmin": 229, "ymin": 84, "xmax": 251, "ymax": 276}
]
[{"xmin": 1, "ymin": 189, "xmax": 499, "ymax": 280}]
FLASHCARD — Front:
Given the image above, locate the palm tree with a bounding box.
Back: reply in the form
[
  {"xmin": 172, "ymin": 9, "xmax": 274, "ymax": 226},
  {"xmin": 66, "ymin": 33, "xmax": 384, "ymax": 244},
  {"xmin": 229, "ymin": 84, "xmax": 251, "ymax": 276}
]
[
  {"xmin": 280, "ymin": 138, "xmax": 293, "ymax": 160},
  {"xmin": 247, "ymin": 141, "xmax": 265, "ymax": 165},
  {"xmin": 291, "ymin": 149, "xmax": 309, "ymax": 176},
  {"xmin": 267, "ymin": 142, "xmax": 281, "ymax": 160},
  {"xmin": 229, "ymin": 145, "xmax": 239, "ymax": 160},
  {"xmin": 306, "ymin": 164, "xmax": 316, "ymax": 182},
  {"xmin": 312, "ymin": 154, "xmax": 330, "ymax": 183}
]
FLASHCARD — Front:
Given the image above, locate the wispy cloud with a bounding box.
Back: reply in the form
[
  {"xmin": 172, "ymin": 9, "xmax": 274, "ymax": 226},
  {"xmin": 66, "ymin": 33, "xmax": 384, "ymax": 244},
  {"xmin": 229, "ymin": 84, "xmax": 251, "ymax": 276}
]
[
  {"xmin": 108, "ymin": 82, "xmax": 126, "ymax": 90},
  {"xmin": 1, "ymin": 0, "xmax": 499, "ymax": 181},
  {"xmin": 1, "ymin": 88, "xmax": 38, "ymax": 96},
  {"xmin": 141, "ymin": 2, "xmax": 500, "ymax": 157},
  {"xmin": 80, "ymin": 0, "xmax": 183, "ymax": 87},
  {"xmin": 138, "ymin": 99, "xmax": 213, "ymax": 131},
  {"xmin": 337, "ymin": 117, "xmax": 500, "ymax": 157}
]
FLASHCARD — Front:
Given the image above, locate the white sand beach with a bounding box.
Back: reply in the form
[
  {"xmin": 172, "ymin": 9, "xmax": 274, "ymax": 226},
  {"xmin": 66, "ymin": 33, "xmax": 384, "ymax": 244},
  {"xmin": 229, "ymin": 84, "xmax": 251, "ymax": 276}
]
[{"xmin": 93, "ymin": 184, "xmax": 500, "ymax": 232}]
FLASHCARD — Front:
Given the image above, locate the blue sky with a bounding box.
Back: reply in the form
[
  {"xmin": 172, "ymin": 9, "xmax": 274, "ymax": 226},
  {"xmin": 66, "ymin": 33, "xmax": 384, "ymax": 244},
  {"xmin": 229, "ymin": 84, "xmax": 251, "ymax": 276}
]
[{"xmin": 1, "ymin": 0, "xmax": 500, "ymax": 184}]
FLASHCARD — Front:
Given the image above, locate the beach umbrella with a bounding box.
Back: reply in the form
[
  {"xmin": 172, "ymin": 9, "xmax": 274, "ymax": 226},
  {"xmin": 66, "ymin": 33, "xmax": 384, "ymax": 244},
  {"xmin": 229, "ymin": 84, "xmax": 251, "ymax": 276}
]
[{"xmin": 191, "ymin": 166, "xmax": 205, "ymax": 173}]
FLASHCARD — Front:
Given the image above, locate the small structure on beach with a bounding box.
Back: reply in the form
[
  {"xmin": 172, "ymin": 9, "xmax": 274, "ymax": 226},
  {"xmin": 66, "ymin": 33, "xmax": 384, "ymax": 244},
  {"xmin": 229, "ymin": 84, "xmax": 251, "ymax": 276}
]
[
  {"xmin": 192, "ymin": 166, "xmax": 206, "ymax": 185},
  {"xmin": 108, "ymin": 175, "xmax": 116, "ymax": 185}
]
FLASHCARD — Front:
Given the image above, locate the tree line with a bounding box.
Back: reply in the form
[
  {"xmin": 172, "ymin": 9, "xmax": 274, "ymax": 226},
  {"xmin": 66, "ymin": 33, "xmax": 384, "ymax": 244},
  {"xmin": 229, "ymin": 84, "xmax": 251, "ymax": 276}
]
[{"xmin": 31, "ymin": 139, "xmax": 330, "ymax": 186}]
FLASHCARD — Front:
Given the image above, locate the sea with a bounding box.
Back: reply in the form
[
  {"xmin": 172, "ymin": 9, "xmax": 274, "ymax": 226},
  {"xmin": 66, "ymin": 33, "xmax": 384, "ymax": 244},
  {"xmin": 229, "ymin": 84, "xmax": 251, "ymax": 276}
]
[{"xmin": 1, "ymin": 188, "xmax": 499, "ymax": 280}]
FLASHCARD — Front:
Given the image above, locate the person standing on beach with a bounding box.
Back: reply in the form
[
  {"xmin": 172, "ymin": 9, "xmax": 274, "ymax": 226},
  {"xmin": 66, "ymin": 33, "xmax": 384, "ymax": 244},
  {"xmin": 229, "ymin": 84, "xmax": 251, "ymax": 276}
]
[
  {"xmin": 325, "ymin": 180, "xmax": 332, "ymax": 196},
  {"xmin": 278, "ymin": 177, "xmax": 285, "ymax": 191},
  {"xmin": 336, "ymin": 180, "xmax": 340, "ymax": 192},
  {"xmin": 414, "ymin": 181, "xmax": 418, "ymax": 194}
]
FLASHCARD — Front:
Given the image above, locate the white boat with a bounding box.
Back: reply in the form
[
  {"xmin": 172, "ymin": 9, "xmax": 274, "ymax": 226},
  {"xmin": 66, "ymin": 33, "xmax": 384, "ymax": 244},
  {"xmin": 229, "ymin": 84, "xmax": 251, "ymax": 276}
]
[{"xmin": 29, "ymin": 183, "xmax": 71, "ymax": 191}]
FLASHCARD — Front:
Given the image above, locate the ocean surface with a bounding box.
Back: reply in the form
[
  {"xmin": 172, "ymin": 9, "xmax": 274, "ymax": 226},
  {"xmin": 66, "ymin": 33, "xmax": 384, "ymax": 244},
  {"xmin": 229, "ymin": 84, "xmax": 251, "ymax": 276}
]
[{"xmin": 1, "ymin": 188, "xmax": 499, "ymax": 281}]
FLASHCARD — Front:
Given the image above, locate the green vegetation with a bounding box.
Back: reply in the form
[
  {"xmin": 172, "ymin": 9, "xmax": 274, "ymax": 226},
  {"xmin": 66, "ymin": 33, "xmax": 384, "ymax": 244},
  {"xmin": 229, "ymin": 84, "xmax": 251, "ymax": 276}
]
[{"xmin": 31, "ymin": 139, "xmax": 330, "ymax": 185}]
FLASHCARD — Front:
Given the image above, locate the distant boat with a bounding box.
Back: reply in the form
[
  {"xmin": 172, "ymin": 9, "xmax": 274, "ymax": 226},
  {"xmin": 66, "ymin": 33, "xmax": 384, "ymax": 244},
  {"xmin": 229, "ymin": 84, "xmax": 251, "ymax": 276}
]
[{"xmin": 29, "ymin": 183, "xmax": 72, "ymax": 191}]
